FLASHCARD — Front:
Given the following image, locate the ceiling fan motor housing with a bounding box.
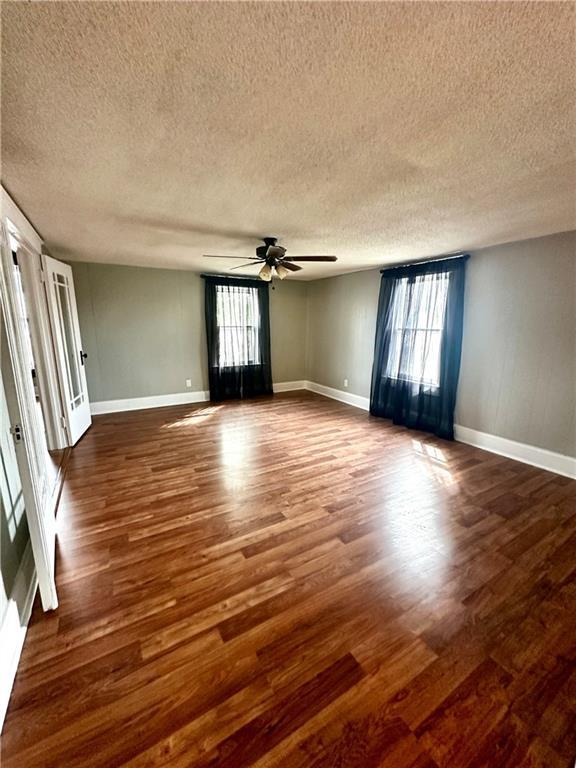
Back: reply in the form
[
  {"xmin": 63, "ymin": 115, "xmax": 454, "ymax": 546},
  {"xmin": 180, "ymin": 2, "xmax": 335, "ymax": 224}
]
[{"xmin": 258, "ymin": 237, "xmax": 286, "ymax": 264}]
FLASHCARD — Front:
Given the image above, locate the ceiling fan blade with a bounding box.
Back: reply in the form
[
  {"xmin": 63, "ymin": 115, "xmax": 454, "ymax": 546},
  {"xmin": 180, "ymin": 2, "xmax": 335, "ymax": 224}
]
[
  {"xmin": 203, "ymin": 255, "xmax": 262, "ymax": 260},
  {"xmin": 230, "ymin": 262, "xmax": 262, "ymax": 270},
  {"xmin": 284, "ymin": 256, "xmax": 337, "ymax": 262},
  {"xmin": 280, "ymin": 261, "xmax": 303, "ymax": 272}
]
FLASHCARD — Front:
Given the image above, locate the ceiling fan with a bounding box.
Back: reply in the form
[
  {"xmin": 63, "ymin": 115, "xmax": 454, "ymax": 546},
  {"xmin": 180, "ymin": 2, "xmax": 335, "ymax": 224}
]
[{"xmin": 203, "ymin": 237, "xmax": 337, "ymax": 281}]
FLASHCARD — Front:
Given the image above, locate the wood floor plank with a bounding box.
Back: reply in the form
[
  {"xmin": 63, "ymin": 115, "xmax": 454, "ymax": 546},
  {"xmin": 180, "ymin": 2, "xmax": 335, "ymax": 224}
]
[
  {"xmin": 195, "ymin": 653, "xmax": 364, "ymax": 768},
  {"xmin": 2, "ymin": 392, "xmax": 575, "ymax": 767}
]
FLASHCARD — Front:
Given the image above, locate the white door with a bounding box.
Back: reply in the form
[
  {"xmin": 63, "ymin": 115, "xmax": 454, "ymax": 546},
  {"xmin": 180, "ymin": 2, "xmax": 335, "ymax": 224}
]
[
  {"xmin": 1, "ymin": 224, "xmax": 58, "ymax": 610},
  {"xmin": 42, "ymin": 255, "xmax": 91, "ymax": 445}
]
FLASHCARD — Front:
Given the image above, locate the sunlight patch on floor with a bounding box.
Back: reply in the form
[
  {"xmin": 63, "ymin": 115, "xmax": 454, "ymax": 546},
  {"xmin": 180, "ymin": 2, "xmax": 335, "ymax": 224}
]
[
  {"xmin": 161, "ymin": 405, "xmax": 223, "ymax": 429},
  {"xmin": 412, "ymin": 438, "xmax": 456, "ymax": 487}
]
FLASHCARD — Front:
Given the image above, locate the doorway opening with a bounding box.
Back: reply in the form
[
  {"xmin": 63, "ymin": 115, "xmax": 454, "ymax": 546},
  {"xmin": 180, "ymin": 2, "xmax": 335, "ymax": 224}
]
[{"xmin": 6, "ymin": 229, "xmax": 64, "ymax": 493}]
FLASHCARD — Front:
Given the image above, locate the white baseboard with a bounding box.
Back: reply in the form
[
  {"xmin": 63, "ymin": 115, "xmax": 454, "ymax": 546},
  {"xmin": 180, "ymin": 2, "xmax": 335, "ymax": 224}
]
[
  {"xmin": 91, "ymin": 390, "xmax": 210, "ymax": 415},
  {"xmin": 0, "ymin": 543, "xmax": 37, "ymax": 731},
  {"xmin": 306, "ymin": 381, "xmax": 370, "ymax": 411},
  {"xmin": 91, "ymin": 382, "xmax": 307, "ymax": 415},
  {"xmin": 454, "ymin": 425, "xmax": 576, "ymax": 480},
  {"xmin": 303, "ymin": 381, "xmax": 575, "ymax": 479},
  {"xmin": 273, "ymin": 380, "xmax": 307, "ymax": 393}
]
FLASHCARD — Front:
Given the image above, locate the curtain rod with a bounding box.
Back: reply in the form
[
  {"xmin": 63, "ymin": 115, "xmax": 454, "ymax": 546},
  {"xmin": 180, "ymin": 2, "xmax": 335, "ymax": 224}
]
[{"xmin": 380, "ymin": 253, "xmax": 469, "ymax": 273}]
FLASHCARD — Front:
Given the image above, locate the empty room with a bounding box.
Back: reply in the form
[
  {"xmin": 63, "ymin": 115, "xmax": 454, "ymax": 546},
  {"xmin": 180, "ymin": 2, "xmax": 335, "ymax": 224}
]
[{"xmin": 1, "ymin": 1, "xmax": 575, "ymax": 766}]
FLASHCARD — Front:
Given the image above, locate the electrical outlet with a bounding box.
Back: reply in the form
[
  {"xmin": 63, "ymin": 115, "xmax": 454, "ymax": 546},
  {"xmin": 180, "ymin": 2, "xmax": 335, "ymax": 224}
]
[
  {"xmin": 343, "ymin": 378, "xmax": 349, "ymax": 388},
  {"xmin": 185, "ymin": 379, "xmax": 192, "ymax": 388}
]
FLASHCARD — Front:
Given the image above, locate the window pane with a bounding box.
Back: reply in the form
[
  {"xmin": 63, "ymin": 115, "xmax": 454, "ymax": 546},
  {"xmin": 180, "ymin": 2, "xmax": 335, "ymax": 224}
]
[
  {"xmin": 385, "ymin": 273, "xmax": 448, "ymax": 387},
  {"xmin": 55, "ymin": 279, "xmax": 82, "ymax": 400},
  {"xmin": 216, "ymin": 286, "xmax": 261, "ymax": 367},
  {"xmin": 390, "ymin": 278, "xmax": 409, "ymax": 330}
]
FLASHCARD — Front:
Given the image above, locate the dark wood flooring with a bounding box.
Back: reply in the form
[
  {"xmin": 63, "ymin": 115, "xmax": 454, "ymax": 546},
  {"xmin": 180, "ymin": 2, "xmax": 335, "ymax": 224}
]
[{"xmin": 2, "ymin": 391, "xmax": 575, "ymax": 767}]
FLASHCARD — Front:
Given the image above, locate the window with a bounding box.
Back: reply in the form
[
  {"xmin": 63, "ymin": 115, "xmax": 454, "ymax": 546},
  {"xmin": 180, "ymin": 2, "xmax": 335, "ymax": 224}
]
[
  {"xmin": 216, "ymin": 285, "xmax": 261, "ymax": 367},
  {"xmin": 371, "ymin": 255, "xmax": 468, "ymax": 439},
  {"xmin": 386, "ymin": 272, "xmax": 449, "ymax": 387},
  {"xmin": 205, "ymin": 277, "xmax": 272, "ymax": 400}
]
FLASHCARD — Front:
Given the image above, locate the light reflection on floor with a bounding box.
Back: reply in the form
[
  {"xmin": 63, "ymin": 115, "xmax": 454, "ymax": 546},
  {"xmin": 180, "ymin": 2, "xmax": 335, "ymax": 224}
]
[
  {"xmin": 372, "ymin": 439, "xmax": 460, "ymax": 590},
  {"xmin": 161, "ymin": 405, "xmax": 223, "ymax": 429},
  {"xmin": 411, "ymin": 438, "xmax": 457, "ymax": 488},
  {"xmin": 218, "ymin": 421, "xmax": 255, "ymax": 493},
  {"xmin": 385, "ymin": 505, "xmax": 449, "ymax": 590}
]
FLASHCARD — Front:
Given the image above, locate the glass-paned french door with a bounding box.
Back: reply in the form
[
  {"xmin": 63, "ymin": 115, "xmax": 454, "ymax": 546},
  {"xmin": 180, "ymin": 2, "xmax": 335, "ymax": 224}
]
[{"xmin": 42, "ymin": 255, "xmax": 91, "ymax": 445}]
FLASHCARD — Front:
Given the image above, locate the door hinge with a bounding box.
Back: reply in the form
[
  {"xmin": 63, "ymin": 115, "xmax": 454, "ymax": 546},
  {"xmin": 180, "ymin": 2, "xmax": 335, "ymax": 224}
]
[
  {"xmin": 10, "ymin": 424, "xmax": 22, "ymax": 442},
  {"xmin": 60, "ymin": 415, "xmax": 67, "ymax": 429},
  {"xmin": 39, "ymin": 268, "xmax": 46, "ymax": 283}
]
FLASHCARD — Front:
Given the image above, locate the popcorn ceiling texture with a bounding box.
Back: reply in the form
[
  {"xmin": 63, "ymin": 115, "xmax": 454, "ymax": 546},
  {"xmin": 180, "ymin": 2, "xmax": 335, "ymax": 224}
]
[{"xmin": 1, "ymin": 1, "xmax": 574, "ymax": 278}]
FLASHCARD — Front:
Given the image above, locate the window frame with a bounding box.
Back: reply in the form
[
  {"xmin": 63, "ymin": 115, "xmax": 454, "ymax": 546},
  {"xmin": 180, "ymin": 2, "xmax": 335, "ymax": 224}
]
[
  {"xmin": 215, "ymin": 285, "xmax": 261, "ymax": 368},
  {"xmin": 385, "ymin": 273, "xmax": 449, "ymax": 388}
]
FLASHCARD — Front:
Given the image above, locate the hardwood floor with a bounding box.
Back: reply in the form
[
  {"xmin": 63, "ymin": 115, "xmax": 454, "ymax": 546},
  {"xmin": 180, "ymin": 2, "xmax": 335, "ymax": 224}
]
[{"xmin": 2, "ymin": 391, "xmax": 575, "ymax": 767}]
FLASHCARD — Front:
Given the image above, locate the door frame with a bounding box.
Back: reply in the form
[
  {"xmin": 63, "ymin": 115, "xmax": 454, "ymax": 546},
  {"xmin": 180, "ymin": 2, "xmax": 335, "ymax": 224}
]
[
  {"xmin": 1, "ymin": 222, "xmax": 58, "ymax": 610},
  {"xmin": 1, "ymin": 187, "xmax": 68, "ymax": 450}
]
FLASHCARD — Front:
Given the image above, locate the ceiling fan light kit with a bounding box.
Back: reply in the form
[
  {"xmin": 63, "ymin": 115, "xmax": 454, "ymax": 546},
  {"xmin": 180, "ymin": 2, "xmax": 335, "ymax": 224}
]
[
  {"xmin": 204, "ymin": 237, "xmax": 337, "ymax": 281},
  {"xmin": 258, "ymin": 263, "xmax": 273, "ymax": 281},
  {"xmin": 274, "ymin": 263, "xmax": 290, "ymax": 280}
]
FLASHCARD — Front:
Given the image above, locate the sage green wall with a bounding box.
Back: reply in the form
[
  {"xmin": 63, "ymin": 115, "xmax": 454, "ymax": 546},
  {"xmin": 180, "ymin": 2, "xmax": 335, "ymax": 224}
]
[
  {"xmin": 306, "ymin": 269, "xmax": 380, "ymax": 398},
  {"xmin": 269, "ymin": 280, "xmax": 308, "ymax": 382},
  {"xmin": 306, "ymin": 231, "xmax": 576, "ymax": 458},
  {"xmin": 71, "ymin": 263, "xmax": 308, "ymax": 401},
  {"xmin": 457, "ymin": 231, "xmax": 575, "ymax": 457}
]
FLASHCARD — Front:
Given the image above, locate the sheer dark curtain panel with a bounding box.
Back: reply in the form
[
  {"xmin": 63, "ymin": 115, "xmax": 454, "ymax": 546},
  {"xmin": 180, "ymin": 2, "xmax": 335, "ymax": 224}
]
[
  {"xmin": 370, "ymin": 255, "xmax": 469, "ymax": 440},
  {"xmin": 204, "ymin": 275, "xmax": 273, "ymax": 401}
]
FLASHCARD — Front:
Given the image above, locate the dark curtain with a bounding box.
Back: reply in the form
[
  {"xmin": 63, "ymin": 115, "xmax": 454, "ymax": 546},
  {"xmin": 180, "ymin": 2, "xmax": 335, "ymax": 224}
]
[
  {"xmin": 204, "ymin": 275, "xmax": 273, "ymax": 401},
  {"xmin": 370, "ymin": 255, "xmax": 469, "ymax": 439}
]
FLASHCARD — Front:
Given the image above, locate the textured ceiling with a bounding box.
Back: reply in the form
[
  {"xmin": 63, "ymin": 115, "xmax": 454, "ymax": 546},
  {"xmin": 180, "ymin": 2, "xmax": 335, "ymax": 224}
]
[{"xmin": 1, "ymin": 1, "xmax": 575, "ymax": 279}]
